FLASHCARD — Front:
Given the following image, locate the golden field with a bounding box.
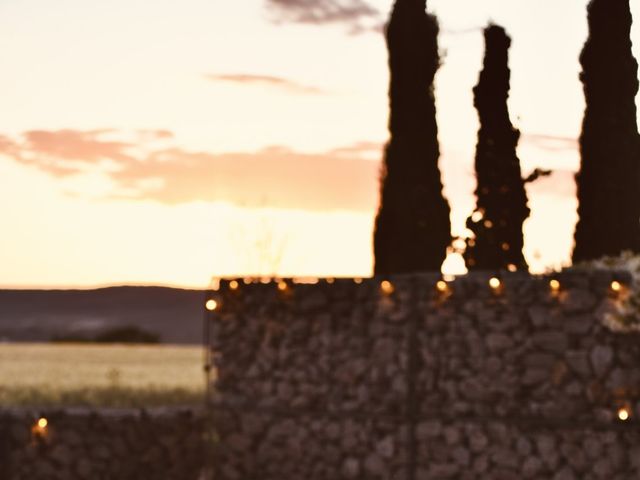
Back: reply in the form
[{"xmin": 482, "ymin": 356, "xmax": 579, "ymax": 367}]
[{"xmin": 0, "ymin": 343, "xmax": 205, "ymax": 407}]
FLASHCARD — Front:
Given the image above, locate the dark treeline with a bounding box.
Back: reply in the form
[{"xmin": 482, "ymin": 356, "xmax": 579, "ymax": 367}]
[
  {"xmin": 373, "ymin": 0, "xmax": 451, "ymax": 275},
  {"xmin": 573, "ymin": 0, "xmax": 640, "ymax": 262},
  {"xmin": 464, "ymin": 25, "xmax": 529, "ymax": 272},
  {"xmin": 374, "ymin": 0, "xmax": 640, "ymax": 274}
]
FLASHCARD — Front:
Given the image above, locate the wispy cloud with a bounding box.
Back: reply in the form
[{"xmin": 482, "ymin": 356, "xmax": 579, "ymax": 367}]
[
  {"xmin": 265, "ymin": 0, "xmax": 381, "ymax": 33},
  {"xmin": 0, "ymin": 129, "xmax": 381, "ymax": 211},
  {"xmin": 205, "ymin": 73, "xmax": 325, "ymax": 94},
  {"xmin": 521, "ymin": 133, "xmax": 578, "ymax": 152}
]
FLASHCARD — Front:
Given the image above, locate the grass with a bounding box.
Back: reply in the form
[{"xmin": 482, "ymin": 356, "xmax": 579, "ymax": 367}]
[{"xmin": 0, "ymin": 343, "xmax": 206, "ymax": 408}]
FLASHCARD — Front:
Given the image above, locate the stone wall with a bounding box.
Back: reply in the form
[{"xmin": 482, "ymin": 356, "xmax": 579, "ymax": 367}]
[
  {"xmin": 0, "ymin": 407, "xmax": 207, "ymax": 480},
  {"xmin": 210, "ymin": 271, "xmax": 640, "ymax": 479}
]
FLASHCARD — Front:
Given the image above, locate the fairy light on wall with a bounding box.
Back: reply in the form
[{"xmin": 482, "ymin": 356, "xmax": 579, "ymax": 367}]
[
  {"xmin": 229, "ymin": 280, "xmax": 239, "ymax": 291},
  {"xmin": 618, "ymin": 406, "xmax": 630, "ymax": 421},
  {"xmin": 31, "ymin": 417, "xmax": 49, "ymax": 440},
  {"xmin": 436, "ymin": 280, "xmax": 449, "ymax": 294},
  {"xmin": 549, "ymin": 279, "xmax": 561, "ymax": 294},
  {"xmin": 380, "ymin": 280, "xmax": 394, "ymax": 295},
  {"xmin": 507, "ymin": 264, "xmax": 517, "ymax": 272},
  {"xmin": 354, "ymin": 278, "xmax": 363, "ymax": 284},
  {"xmin": 205, "ymin": 299, "xmax": 218, "ymax": 311},
  {"xmin": 277, "ymin": 280, "xmax": 288, "ymax": 292},
  {"xmin": 489, "ymin": 277, "xmax": 501, "ymax": 290},
  {"xmin": 611, "ymin": 281, "xmax": 622, "ymax": 293}
]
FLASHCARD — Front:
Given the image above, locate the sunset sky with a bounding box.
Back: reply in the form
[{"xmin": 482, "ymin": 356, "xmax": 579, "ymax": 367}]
[{"xmin": 2, "ymin": 0, "xmax": 640, "ymax": 288}]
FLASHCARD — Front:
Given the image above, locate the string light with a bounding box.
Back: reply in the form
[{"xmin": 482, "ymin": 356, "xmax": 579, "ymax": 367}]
[
  {"xmin": 326, "ymin": 278, "xmax": 335, "ymax": 284},
  {"xmin": 243, "ymin": 278, "xmax": 253, "ymax": 285},
  {"xmin": 484, "ymin": 220, "xmax": 494, "ymax": 229},
  {"xmin": 354, "ymin": 278, "xmax": 362, "ymax": 284},
  {"xmin": 277, "ymin": 280, "xmax": 288, "ymax": 291},
  {"xmin": 489, "ymin": 277, "xmax": 501, "ymax": 290},
  {"xmin": 380, "ymin": 280, "xmax": 394, "ymax": 295},
  {"xmin": 611, "ymin": 281, "xmax": 622, "ymax": 293},
  {"xmin": 229, "ymin": 280, "xmax": 239, "ymax": 290},
  {"xmin": 549, "ymin": 279, "xmax": 561, "ymax": 292},
  {"xmin": 205, "ymin": 299, "xmax": 218, "ymax": 311},
  {"xmin": 507, "ymin": 264, "xmax": 517, "ymax": 272},
  {"xmin": 471, "ymin": 211, "xmax": 484, "ymax": 222},
  {"xmin": 436, "ymin": 280, "xmax": 449, "ymax": 293},
  {"xmin": 618, "ymin": 407, "xmax": 630, "ymax": 421},
  {"xmin": 32, "ymin": 417, "xmax": 49, "ymax": 438},
  {"xmin": 501, "ymin": 243, "xmax": 510, "ymax": 251}
]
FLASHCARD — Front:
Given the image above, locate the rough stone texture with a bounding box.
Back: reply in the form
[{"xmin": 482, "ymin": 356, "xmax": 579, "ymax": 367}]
[
  {"xmin": 0, "ymin": 407, "xmax": 206, "ymax": 480},
  {"xmin": 210, "ymin": 270, "xmax": 640, "ymax": 479}
]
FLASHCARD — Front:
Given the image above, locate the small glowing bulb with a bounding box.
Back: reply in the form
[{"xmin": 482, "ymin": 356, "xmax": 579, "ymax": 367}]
[
  {"xmin": 277, "ymin": 280, "xmax": 288, "ymax": 291},
  {"xmin": 243, "ymin": 278, "xmax": 252, "ymax": 285},
  {"xmin": 37, "ymin": 418, "xmax": 48, "ymax": 429},
  {"xmin": 436, "ymin": 280, "xmax": 448, "ymax": 293},
  {"xmin": 507, "ymin": 264, "xmax": 517, "ymax": 272},
  {"xmin": 618, "ymin": 407, "xmax": 630, "ymax": 421},
  {"xmin": 260, "ymin": 277, "xmax": 271, "ymax": 284},
  {"xmin": 484, "ymin": 220, "xmax": 494, "ymax": 229},
  {"xmin": 229, "ymin": 280, "xmax": 239, "ymax": 290},
  {"xmin": 205, "ymin": 299, "xmax": 218, "ymax": 311},
  {"xmin": 471, "ymin": 210, "xmax": 484, "ymax": 222},
  {"xmin": 611, "ymin": 281, "xmax": 622, "ymax": 292},
  {"xmin": 549, "ymin": 279, "xmax": 561, "ymax": 291},
  {"xmin": 501, "ymin": 243, "xmax": 510, "ymax": 251},
  {"xmin": 489, "ymin": 277, "xmax": 501, "ymax": 289},
  {"xmin": 354, "ymin": 278, "xmax": 362, "ymax": 284},
  {"xmin": 326, "ymin": 278, "xmax": 335, "ymax": 284},
  {"xmin": 380, "ymin": 280, "xmax": 394, "ymax": 295}
]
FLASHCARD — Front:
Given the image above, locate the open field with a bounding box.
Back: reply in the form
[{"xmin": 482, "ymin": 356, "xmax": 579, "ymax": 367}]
[{"xmin": 0, "ymin": 343, "xmax": 205, "ymax": 407}]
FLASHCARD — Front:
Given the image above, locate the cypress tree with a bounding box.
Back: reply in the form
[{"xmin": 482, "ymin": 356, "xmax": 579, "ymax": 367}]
[
  {"xmin": 464, "ymin": 25, "xmax": 529, "ymax": 271},
  {"xmin": 373, "ymin": 0, "xmax": 451, "ymax": 274},
  {"xmin": 573, "ymin": 0, "xmax": 640, "ymax": 262}
]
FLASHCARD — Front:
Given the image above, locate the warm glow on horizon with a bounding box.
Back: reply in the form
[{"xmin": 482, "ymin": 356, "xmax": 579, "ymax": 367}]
[{"xmin": 2, "ymin": 0, "xmax": 639, "ymax": 288}]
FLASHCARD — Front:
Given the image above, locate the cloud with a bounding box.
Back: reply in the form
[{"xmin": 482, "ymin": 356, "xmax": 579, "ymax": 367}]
[
  {"xmin": 205, "ymin": 74, "xmax": 325, "ymax": 94},
  {"xmin": 265, "ymin": 0, "xmax": 381, "ymax": 33},
  {"xmin": 0, "ymin": 129, "xmax": 382, "ymax": 212},
  {"xmin": 521, "ymin": 133, "xmax": 578, "ymax": 152}
]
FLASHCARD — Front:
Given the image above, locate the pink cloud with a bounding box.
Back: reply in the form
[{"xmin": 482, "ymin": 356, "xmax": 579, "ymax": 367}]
[
  {"xmin": 0, "ymin": 129, "xmax": 382, "ymax": 211},
  {"xmin": 205, "ymin": 74, "xmax": 326, "ymax": 95}
]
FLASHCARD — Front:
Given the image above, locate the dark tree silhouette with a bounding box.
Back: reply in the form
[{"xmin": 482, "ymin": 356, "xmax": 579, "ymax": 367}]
[
  {"xmin": 373, "ymin": 0, "xmax": 451, "ymax": 274},
  {"xmin": 573, "ymin": 0, "xmax": 640, "ymax": 262},
  {"xmin": 464, "ymin": 25, "xmax": 529, "ymax": 271}
]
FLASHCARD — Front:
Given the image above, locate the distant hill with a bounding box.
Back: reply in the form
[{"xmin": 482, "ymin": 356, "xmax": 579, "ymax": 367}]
[{"xmin": 0, "ymin": 286, "xmax": 206, "ymax": 345}]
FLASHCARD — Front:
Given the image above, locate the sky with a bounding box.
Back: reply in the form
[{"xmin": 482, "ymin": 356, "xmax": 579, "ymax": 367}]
[{"xmin": 1, "ymin": 0, "xmax": 639, "ymax": 288}]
